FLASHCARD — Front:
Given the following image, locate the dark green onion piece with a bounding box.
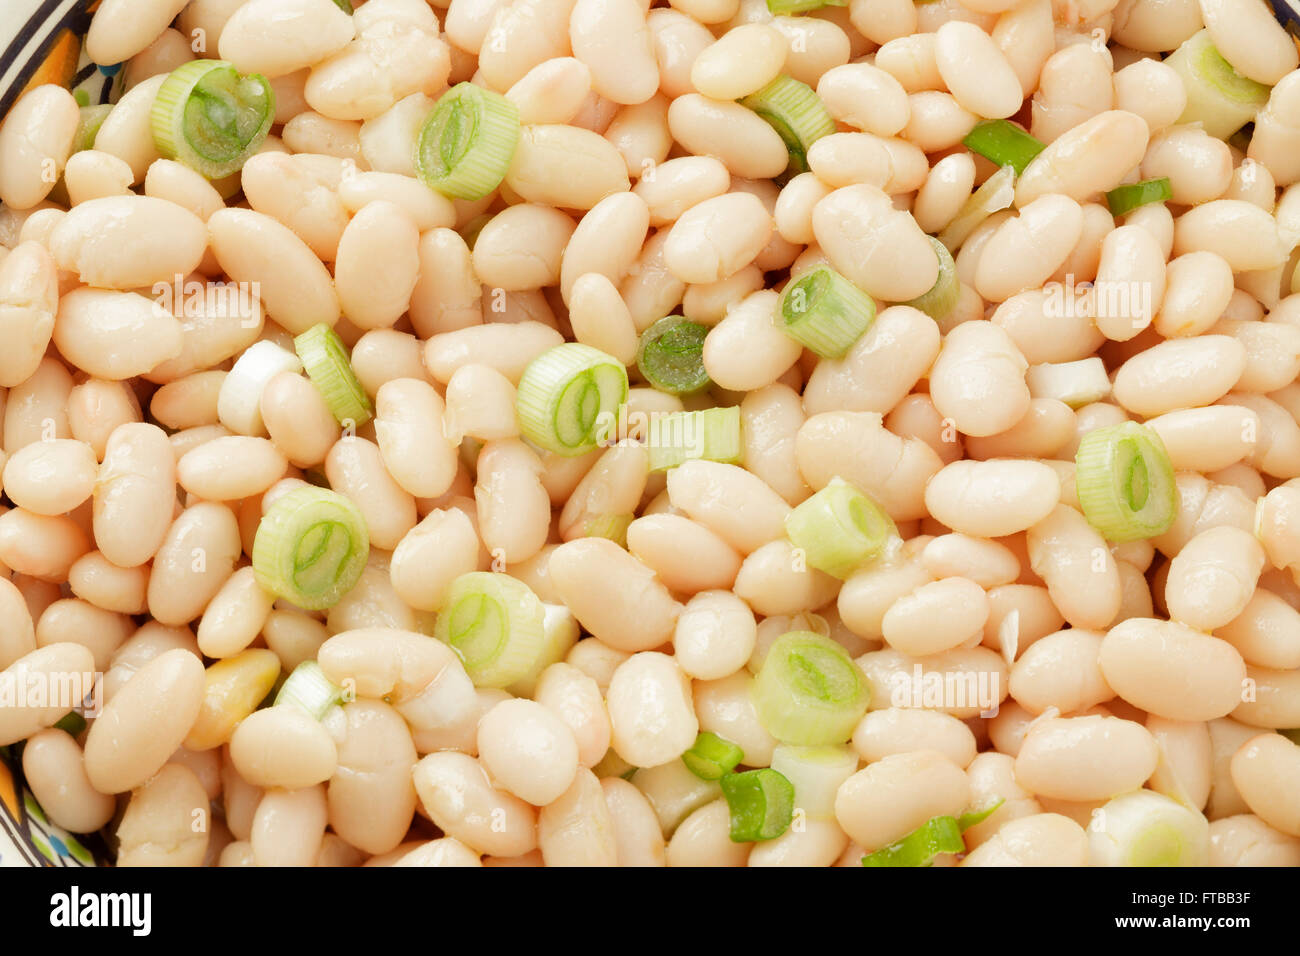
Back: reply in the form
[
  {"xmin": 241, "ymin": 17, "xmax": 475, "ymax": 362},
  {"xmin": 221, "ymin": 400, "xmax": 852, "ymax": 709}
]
[
  {"xmin": 957, "ymin": 798, "xmax": 1005, "ymax": 831},
  {"xmin": 720, "ymin": 768, "xmax": 795, "ymax": 842},
  {"xmin": 151, "ymin": 59, "xmax": 275, "ymax": 179},
  {"xmin": 53, "ymin": 711, "xmax": 87, "ymax": 737},
  {"xmin": 962, "ymin": 119, "xmax": 1045, "ymax": 177},
  {"xmin": 1106, "ymin": 178, "xmax": 1173, "ymax": 217},
  {"xmin": 739, "ymin": 74, "xmax": 836, "ymax": 177},
  {"xmin": 1074, "ymin": 421, "xmax": 1178, "ymax": 543},
  {"xmin": 862, "ymin": 815, "xmax": 965, "ymax": 867},
  {"xmin": 636, "ymin": 315, "xmax": 711, "ymax": 395},
  {"xmin": 416, "ymin": 82, "xmax": 520, "ymax": 200},
  {"xmin": 683, "ymin": 731, "xmax": 745, "ymax": 780},
  {"xmin": 332, "ymin": 0, "xmax": 353, "ymax": 10},
  {"xmin": 779, "ymin": 265, "xmax": 877, "ymax": 359}
]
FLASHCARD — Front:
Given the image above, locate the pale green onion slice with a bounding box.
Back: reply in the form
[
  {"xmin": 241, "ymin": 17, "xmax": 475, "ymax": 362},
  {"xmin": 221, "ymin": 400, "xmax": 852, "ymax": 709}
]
[
  {"xmin": 217, "ymin": 339, "xmax": 302, "ymax": 437},
  {"xmin": 1025, "ymin": 357, "xmax": 1111, "ymax": 409},
  {"xmin": 683, "ymin": 732, "xmax": 745, "ymax": 781},
  {"xmin": 1086, "ymin": 791, "xmax": 1210, "ymax": 866},
  {"xmin": 275, "ymin": 660, "xmax": 345, "ymax": 721},
  {"xmin": 902, "ymin": 237, "xmax": 959, "ymax": 322},
  {"xmin": 252, "ymin": 487, "xmax": 369, "ymax": 611},
  {"xmin": 740, "ymin": 74, "xmax": 836, "ymax": 177},
  {"xmin": 1106, "ymin": 178, "xmax": 1173, "ymax": 217},
  {"xmin": 753, "ymin": 631, "xmax": 869, "ymax": 745},
  {"xmin": 784, "ymin": 477, "xmax": 896, "ymax": 579},
  {"xmin": 506, "ymin": 603, "xmax": 581, "ymax": 698},
  {"xmin": 151, "ymin": 59, "xmax": 275, "ymax": 179},
  {"xmin": 779, "ymin": 265, "xmax": 877, "ymax": 358},
  {"xmin": 415, "ymin": 82, "xmax": 520, "ymax": 200},
  {"xmin": 294, "ymin": 323, "xmax": 373, "ymax": 428},
  {"xmin": 720, "ymin": 769, "xmax": 795, "ymax": 842},
  {"xmin": 962, "ymin": 119, "xmax": 1045, "ymax": 176},
  {"xmin": 434, "ymin": 572, "xmax": 547, "ymax": 689},
  {"xmin": 766, "ymin": 0, "xmax": 846, "ymax": 11},
  {"xmin": 582, "ymin": 513, "xmax": 634, "ymax": 547},
  {"xmin": 937, "ymin": 164, "xmax": 1015, "ymax": 252},
  {"xmin": 861, "ymin": 815, "xmax": 964, "ymax": 867},
  {"xmin": 1165, "ymin": 30, "xmax": 1271, "ymax": 140},
  {"xmin": 645, "ymin": 406, "xmax": 743, "ymax": 472},
  {"xmin": 72, "ymin": 104, "xmax": 114, "ymax": 153},
  {"xmin": 636, "ymin": 315, "xmax": 711, "ymax": 395},
  {"xmin": 769, "ymin": 744, "xmax": 858, "ymax": 820},
  {"xmin": 517, "ymin": 344, "xmax": 629, "ymax": 456},
  {"xmin": 332, "ymin": 0, "xmax": 353, "ymax": 10},
  {"xmin": 957, "ymin": 798, "xmax": 1005, "ymax": 831},
  {"xmin": 1075, "ymin": 421, "xmax": 1178, "ymax": 542}
]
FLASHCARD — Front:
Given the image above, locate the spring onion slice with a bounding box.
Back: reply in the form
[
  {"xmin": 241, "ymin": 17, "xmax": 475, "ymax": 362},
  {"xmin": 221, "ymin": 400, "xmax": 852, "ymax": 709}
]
[
  {"xmin": 217, "ymin": 340, "xmax": 302, "ymax": 436},
  {"xmin": 415, "ymin": 82, "xmax": 520, "ymax": 200},
  {"xmin": 294, "ymin": 323, "xmax": 373, "ymax": 428},
  {"xmin": 779, "ymin": 265, "xmax": 877, "ymax": 358},
  {"xmin": 517, "ymin": 344, "xmax": 629, "ymax": 456},
  {"xmin": 645, "ymin": 406, "xmax": 743, "ymax": 472},
  {"xmin": 506, "ymin": 603, "xmax": 581, "ymax": 698},
  {"xmin": 1075, "ymin": 421, "xmax": 1178, "ymax": 542},
  {"xmin": 1086, "ymin": 790, "xmax": 1210, "ymax": 866},
  {"xmin": 902, "ymin": 237, "xmax": 959, "ymax": 322},
  {"xmin": 1165, "ymin": 30, "xmax": 1271, "ymax": 140},
  {"xmin": 937, "ymin": 164, "xmax": 1015, "ymax": 252},
  {"xmin": 636, "ymin": 315, "xmax": 711, "ymax": 395},
  {"xmin": 769, "ymin": 744, "xmax": 858, "ymax": 820},
  {"xmin": 720, "ymin": 769, "xmax": 795, "ymax": 842},
  {"xmin": 434, "ymin": 572, "xmax": 547, "ymax": 688},
  {"xmin": 332, "ymin": 0, "xmax": 353, "ymax": 9},
  {"xmin": 151, "ymin": 60, "xmax": 274, "ymax": 179},
  {"xmin": 583, "ymin": 513, "xmax": 634, "ymax": 547},
  {"xmin": 753, "ymin": 631, "xmax": 870, "ymax": 745},
  {"xmin": 53, "ymin": 711, "xmax": 87, "ymax": 736},
  {"xmin": 252, "ymin": 487, "xmax": 369, "ymax": 611},
  {"xmin": 957, "ymin": 798, "xmax": 1005, "ymax": 831},
  {"xmin": 861, "ymin": 815, "xmax": 965, "ymax": 867},
  {"xmin": 740, "ymin": 74, "xmax": 836, "ymax": 177},
  {"xmin": 766, "ymin": 0, "xmax": 846, "ymax": 12},
  {"xmin": 962, "ymin": 120, "xmax": 1044, "ymax": 176},
  {"xmin": 683, "ymin": 732, "xmax": 745, "ymax": 781},
  {"xmin": 1025, "ymin": 357, "xmax": 1111, "ymax": 409},
  {"xmin": 1106, "ymin": 178, "xmax": 1173, "ymax": 217},
  {"xmin": 72, "ymin": 104, "xmax": 114, "ymax": 153},
  {"xmin": 275, "ymin": 660, "xmax": 345, "ymax": 720},
  {"xmin": 784, "ymin": 477, "xmax": 896, "ymax": 579}
]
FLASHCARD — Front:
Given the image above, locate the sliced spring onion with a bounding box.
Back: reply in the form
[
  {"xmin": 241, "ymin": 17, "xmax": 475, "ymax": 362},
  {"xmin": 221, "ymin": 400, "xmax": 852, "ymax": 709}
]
[
  {"xmin": 294, "ymin": 323, "xmax": 373, "ymax": 428},
  {"xmin": 433, "ymin": 571, "xmax": 547, "ymax": 688},
  {"xmin": 683, "ymin": 731, "xmax": 745, "ymax": 781},
  {"xmin": 902, "ymin": 237, "xmax": 958, "ymax": 322},
  {"xmin": 516, "ymin": 343, "xmax": 629, "ymax": 456},
  {"xmin": 769, "ymin": 744, "xmax": 858, "ymax": 820},
  {"xmin": 766, "ymin": 0, "xmax": 846, "ymax": 12},
  {"xmin": 962, "ymin": 120, "xmax": 1044, "ymax": 176},
  {"xmin": 151, "ymin": 60, "xmax": 275, "ymax": 179},
  {"xmin": 332, "ymin": 0, "xmax": 353, "ymax": 10},
  {"xmin": 1025, "ymin": 357, "xmax": 1111, "ymax": 409},
  {"xmin": 740, "ymin": 74, "xmax": 836, "ymax": 177},
  {"xmin": 1106, "ymin": 177, "xmax": 1173, "ymax": 217},
  {"xmin": 636, "ymin": 315, "xmax": 711, "ymax": 395},
  {"xmin": 582, "ymin": 512, "xmax": 634, "ymax": 547},
  {"xmin": 53, "ymin": 711, "xmax": 87, "ymax": 737},
  {"xmin": 937, "ymin": 164, "xmax": 1016, "ymax": 252},
  {"xmin": 506, "ymin": 603, "xmax": 581, "ymax": 698},
  {"xmin": 217, "ymin": 339, "xmax": 302, "ymax": 436},
  {"xmin": 415, "ymin": 82, "xmax": 520, "ymax": 200},
  {"xmin": 720, "ymin": 769, "xmax": 795, "ymax": 842},
  {"xmin": 72, "ymin": 104, "xmax": 114, "ymax": 153},
  {"xmin": 645, "ymin": 406, "xmax": 743, "ymax": 472},
  {"xmin": 1075, "ymin": 421, "xmax": 1178, "ymax": 543},
  {"xmin": 1165, "ymin": 30, "xmax": 1272, "ymax": 140},
  {"xmin": 861, "ymin": 815, "xmax": 964, "ymax": 867},
  {"xmin": 1086, "ymin": 790, "xmax": 1210, "ymax": 866},
  {"xmin": 783, "ymin": 478, "xmax": 896, "ymax": 579},
  {"xmin": 779, "ymin": 265, "xmax": 877, "ymax": 359},
  {"xmin": 275, "ymin": 660, "xmax": 345, "ymax": 720},
  {"xmin": 252, "ymin": 486, "xmax": 369, "ymax": 611},
  {"xmin": 753, "ymin": 631, "xmax": 870, "ymax": 746},
  {"xmin": 957, "ymin": 797, "xmax": 1005, "ymax": 831}
]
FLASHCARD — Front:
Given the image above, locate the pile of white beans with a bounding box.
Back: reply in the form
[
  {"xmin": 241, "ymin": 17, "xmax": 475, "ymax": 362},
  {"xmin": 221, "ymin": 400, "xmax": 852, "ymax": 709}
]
[{"xmin": 1, "ymin": 0, "xmax": 1300, "ymax": 868}]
